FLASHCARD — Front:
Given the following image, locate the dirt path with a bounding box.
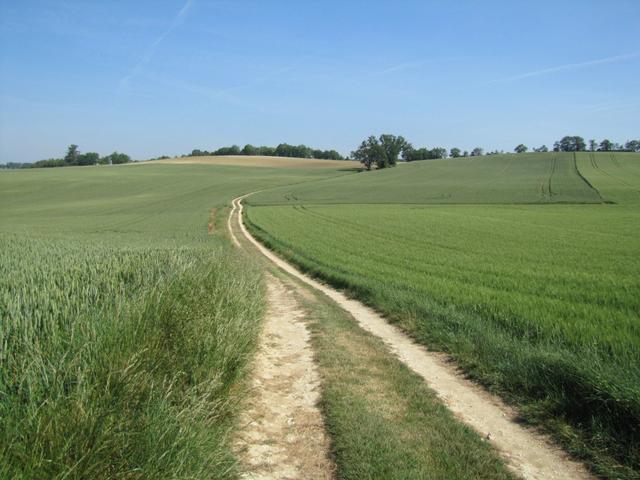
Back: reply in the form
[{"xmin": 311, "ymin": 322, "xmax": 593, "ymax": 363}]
[
  {"xmin": 230, "ymin": 200, "xmax": 334, "ymax": 479},
  {"xmin": 230, "ymin": 196, "xmax": 594, "ymax": 480}
]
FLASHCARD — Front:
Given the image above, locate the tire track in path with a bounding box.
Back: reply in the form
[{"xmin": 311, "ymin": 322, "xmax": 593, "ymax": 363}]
[
  {"xmin": 229, "ymin": 197, "xmax": 334, "ymax": 480},
  {"xmin": 231, "ymin": 195, "xmax": 594, "ymax": 480}
]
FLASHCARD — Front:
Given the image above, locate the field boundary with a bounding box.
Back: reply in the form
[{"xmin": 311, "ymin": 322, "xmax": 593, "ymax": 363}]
[{"xmin": 230, "ymin": 195, "xmax": 593, "ymax": 480}]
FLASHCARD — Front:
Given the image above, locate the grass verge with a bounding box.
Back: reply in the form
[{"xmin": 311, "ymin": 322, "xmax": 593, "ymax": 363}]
[
  {"xmin": 278, "ymin": 272, "xmax": 515, "ymax": 480},
  {"xmin": 0, "ymin": 234, "xmax": 264, "ymax": 479}
]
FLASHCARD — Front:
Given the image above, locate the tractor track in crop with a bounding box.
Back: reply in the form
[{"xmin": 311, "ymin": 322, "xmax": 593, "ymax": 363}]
[{"xmin": 229, "ymin": 194, "xmax": 594, "ymax": 480}]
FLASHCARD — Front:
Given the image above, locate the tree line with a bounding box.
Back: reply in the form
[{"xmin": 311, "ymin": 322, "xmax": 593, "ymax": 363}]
[
  {"xmin": 352, "ymin": 134, "xmax": 640, "ymax": 170},
  {"xmin": 3, "ymin": 135, "xmax": 638, "ymax": 170},
  {"xmin": 514, "ymin": 137, "xmax": 640, "ymax": 154},
  {"xmin": 0, "ymin": 145, "xmax": 132, "ymax": 169},
  {"xmin": 351, "ymin": 135, "xmax": 488, "ymax": 170},
  {"xmin": 185, "ymin": 143, "xmax": 344, "ymax": 160}
]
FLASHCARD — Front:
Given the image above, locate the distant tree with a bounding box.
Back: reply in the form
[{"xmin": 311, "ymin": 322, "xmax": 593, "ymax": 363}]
[
  {"xmin": 1, "ymin": 162, "xmax": 29, "ymax": 169},
  {"xmin": 102, "ymin": 152, "xmax": 131, "ymax": 165},
  {"xmin": 76, "ymin": 152, "xmax": 100, "ymax": 166},
  {"xmin": 351, "ymin": 135, "xmax": 385, "ymax": 170},
  {"xmin": 257, "ymin": 146, "xmax": 276, "ymax": 156},
  {"xmin": 213, "ymin": 145, "xmax": 241, "ymax": 156},
  {"xmin": 450, "ymin": 147, "xmax": 461, "ymax": 158},
  {"xmin": 554, "ymin": 136, "xmax": 586, "ymax": 152},
  {"xmin": 275, "ymin": 143, "xmax": 294, "ymax": 157},
  {"xmin": 625, "ymin": 140, "xmax": 640, "ymax": 152},
  {"xmin": 430, "ymin": 147, "xmax": 447, "ymax": 159},
  {"xmin": 31, "ymin": 158, "xmax": 65, "ymax": 168},
  {"xmin": 598, "ymin": 139, "xmax": 613, "ymax": 151},
  {"xmin": 403, "ymin": 147, "xmax": 422, "ymax": 161},
  {"xmin": 242, "ymin": 144, "xmax": 257, "ymax": 156},
  {"xmin": 515, "ymin": 144, "xmax": 528, "ymax": 153},
  {"xmin": 322, "ymin": 149, "xmax": 343, "ymax": 160},
  {"xmin": 534, "ymin": 145, "xmax": 549, "ymax": 152},
  {"xmin": 401, "ymin": 146, "xmax": 416, "ymax": 161},
  {"xmin": 403, "ymin": 144, "xmax": 449, "ymax": 161},
  {"xmin": 589, "ymin": 139, "xmax": 597, "ymax": 151},
  {"xmin": 463, "ymin": 150, "xmax": 469, "ymax": 157},
  {"xmin": 378, "ymin": 134, "xmax": 410, "ymax": 167},
  {"xmin": 64, "ymin": 144, "xmax": 79, "ymax": 165},
  {"xmin": 470, "ymin": 147, "xmax": 484, "ymax": 157}
]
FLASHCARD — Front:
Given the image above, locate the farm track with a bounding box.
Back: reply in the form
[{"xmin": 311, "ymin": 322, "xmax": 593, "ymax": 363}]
[
  {"xmin": 229, "ymin": 195, "xmax": 595, "ymax": 480},
  {"xmin": 229, "ymin": 197, "xmax": 335, "ymax": 479}
]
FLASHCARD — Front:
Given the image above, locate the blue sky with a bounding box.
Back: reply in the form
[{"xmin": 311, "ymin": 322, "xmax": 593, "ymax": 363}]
[{"xmin": 1, "ymin": 0, "xmax": 639, "ymax": 162}]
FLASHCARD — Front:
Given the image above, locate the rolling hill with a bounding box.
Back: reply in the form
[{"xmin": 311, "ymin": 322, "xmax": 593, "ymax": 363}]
[{"xmin": 248, "ymin": 152, "xmax": 610, "ymax": 205}]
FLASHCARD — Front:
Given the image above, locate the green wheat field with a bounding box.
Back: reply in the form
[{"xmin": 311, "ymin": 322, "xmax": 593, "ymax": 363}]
[{"xmin": 1, "ymin": 152, "xmax": 639, "ymax": 478}]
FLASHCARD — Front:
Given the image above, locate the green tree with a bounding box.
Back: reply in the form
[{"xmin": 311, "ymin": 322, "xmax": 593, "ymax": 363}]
[
  {"xmin": 351, "ymin": 136, "xmax": 385, "ymax": 170},
  {"xmin": 353, "ymin": 134, "xmax": 411, "ymax": 169},
  {"xmin": 76, "ymin": 152, "xmax": 100, "ymax": 166},
  {"xmin": 471, "ymin": 147, "xmax": 483, "ymax": 156},
  {"xmin": 257, "ymin": 146, "xmax": 275, "ymax": 156},
  {"xmin": 213, "ymin": 145, "xmax": 241, "ymax": 155},
  {"xmin": 450, "ymin": 147, "xmax": 461, "ymax": 158},
  {"xmin": 378, "ymin": 134, "xmax": 410, "ymax": 167},
  {"xmin": 554, "ymin": 136, "xmax": 586, "ymax": 152},
  {"xmin": 589, "ymin": 139, "xmax": 597, "ymax": 151},
  {"xmin": 534, "ymin": 145, "xmax": 549, "ymax": 152},
  {"xmin": 64, "ymin": 144, "xmax": 79, "ymax": 165},
  {"xmin": 323, "ymin": 149, "xmax": 343, "ymax": 160},
  {"xmin": 242, "ymin": 144, "xmax": 257, "ymax": 156},
  {"xmin": 625, "ymin": 140, "xmax": 640, "ymax": 152},
  {"xmin": 515, "ymin": 144, "xmax": 528, "ymax": 153},
  {"xmin": 599, "ymin": 139, "xmax": 613, "ymax": 151},
  {"xmin": 430, "ymin": 147, "xmax": 447, "ymax": 159},
  {"xmin": 103, "ymin": 152, "xmax": 131, "ymax": 165}
]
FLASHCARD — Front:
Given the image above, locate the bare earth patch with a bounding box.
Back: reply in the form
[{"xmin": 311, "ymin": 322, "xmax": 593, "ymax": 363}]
[
  {"xmin": 148, "ymin": 155, "xmax": 358, "ymax": 169},
  {"xmin": 234, "ymin": 274, "xmax": 334, "ymax": 480}
]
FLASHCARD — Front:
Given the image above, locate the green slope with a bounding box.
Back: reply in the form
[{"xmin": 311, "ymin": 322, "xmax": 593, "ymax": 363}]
[
  {"xmin": 0, "ymin": 163, "xmax": 348, "ymax": 239},
  {"xmin": 249, "ymin": 152, "xmax": 604, "ymax": 205},
  {"xmin": 576, "ymin": 152, "xmax": 640, "ymax": 204},
  {"xmin": 246, "ymin": 151, "xmax": 640, "ymax": 478}
]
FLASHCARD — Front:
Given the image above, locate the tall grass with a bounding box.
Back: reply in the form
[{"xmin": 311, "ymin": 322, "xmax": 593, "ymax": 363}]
[
  {"xmin": 0, "ymin": 234, "xmax": 264, "ymax": 479},
  {"xmin": 0, "ymin": 162, "xmax": 356, "ymax": 478}
]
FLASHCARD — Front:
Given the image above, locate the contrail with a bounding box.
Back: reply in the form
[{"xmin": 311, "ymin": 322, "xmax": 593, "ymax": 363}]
[
  {"xmin": 117, "ymin": 0, "xmax": 193, "ymax": 96},
  {"xmin": 492, "ymin": 52, "xmax": 639, "ymax": 83}
]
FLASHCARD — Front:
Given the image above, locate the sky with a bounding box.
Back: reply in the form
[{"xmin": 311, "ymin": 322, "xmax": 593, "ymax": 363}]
[{"xmin": 1, "ymin": 0, "xmax": 639, "ymax": 163}]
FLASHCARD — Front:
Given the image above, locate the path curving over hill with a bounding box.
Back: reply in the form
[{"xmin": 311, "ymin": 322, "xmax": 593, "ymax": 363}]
[
  {"xmin": 229, "ymin": 195, "xmax": 594, "ymax": 480},
  {"xmin": 229, "ymin": 196, "xmax": 335, "ymax": 479}
]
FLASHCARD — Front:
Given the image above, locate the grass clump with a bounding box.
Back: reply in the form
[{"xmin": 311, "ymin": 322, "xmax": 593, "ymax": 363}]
[{"xmin": 0, "ymin": 235, "xmax": 264, "ymax": 479}]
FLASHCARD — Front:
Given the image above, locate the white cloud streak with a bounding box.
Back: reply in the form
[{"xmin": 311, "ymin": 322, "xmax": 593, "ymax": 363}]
[
  {"xmin": 117, "ymin": 0, "xmax": 193, "ymax": 96},
  {"xmin": 491, "ymin": 52, "xmax": 640, "ymax": 83}
]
